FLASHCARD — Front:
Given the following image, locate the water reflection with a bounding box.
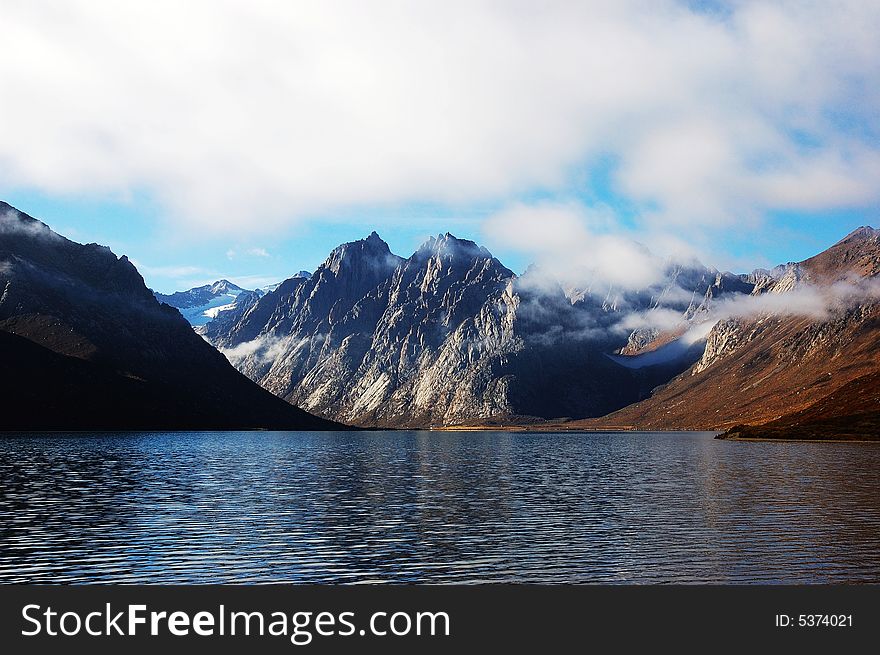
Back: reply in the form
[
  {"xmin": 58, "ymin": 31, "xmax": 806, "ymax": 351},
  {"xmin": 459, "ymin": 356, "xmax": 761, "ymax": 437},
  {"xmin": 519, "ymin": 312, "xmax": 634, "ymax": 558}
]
[{"xmin": 0, "ymin": 431, "xmax": 878, "ymax": 583}]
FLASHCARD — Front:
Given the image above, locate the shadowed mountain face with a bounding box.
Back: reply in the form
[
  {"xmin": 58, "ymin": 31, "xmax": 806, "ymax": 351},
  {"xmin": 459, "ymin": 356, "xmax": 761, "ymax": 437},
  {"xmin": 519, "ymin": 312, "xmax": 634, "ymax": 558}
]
[
  {"xmin": 0, "ymin": 201, "xmax": 344, "ymax": 431},
  {"xmin": 577, "ymin": 227, "xmax": 880, "ymax": 436},
  {"xmin": 206, "ymin": 232, "xmax": 736, "ymax": 427}
]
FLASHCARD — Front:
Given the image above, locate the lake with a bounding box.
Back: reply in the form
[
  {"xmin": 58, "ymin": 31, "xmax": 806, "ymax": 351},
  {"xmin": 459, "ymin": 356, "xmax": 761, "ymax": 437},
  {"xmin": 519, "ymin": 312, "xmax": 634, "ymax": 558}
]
[{"xmin": 0, "ymin": 431, "xmax": 878, "ymax": 584}]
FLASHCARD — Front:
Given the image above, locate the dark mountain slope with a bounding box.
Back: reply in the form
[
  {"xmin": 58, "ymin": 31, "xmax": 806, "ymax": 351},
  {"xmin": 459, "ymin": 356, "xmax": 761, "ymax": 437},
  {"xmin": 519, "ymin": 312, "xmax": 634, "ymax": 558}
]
[{"xmin": 0, "ymin": 201, "xmax": 344, "ymax": 430}]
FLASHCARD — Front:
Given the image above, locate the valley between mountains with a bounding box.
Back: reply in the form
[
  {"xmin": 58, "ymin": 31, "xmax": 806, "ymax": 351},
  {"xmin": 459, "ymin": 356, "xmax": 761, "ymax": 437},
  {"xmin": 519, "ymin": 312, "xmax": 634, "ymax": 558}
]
[{"xmin": 2, "ymin": 200, "xmax": 878, "ymax": 439}]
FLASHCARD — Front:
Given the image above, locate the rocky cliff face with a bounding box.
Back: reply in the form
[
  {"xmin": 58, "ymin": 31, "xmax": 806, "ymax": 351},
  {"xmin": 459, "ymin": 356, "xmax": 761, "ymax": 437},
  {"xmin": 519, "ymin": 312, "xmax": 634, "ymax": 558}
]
[
  {"xmin": 691, "ymin": 318, "xmax": 744, "ymax": 375},
  {"xmin": 206, "ymin": 231, "xmax": 749, "ymax": 427},
  {"xmin": 0, "ymin": 201, "xmax": 344, "ymax": 430}
]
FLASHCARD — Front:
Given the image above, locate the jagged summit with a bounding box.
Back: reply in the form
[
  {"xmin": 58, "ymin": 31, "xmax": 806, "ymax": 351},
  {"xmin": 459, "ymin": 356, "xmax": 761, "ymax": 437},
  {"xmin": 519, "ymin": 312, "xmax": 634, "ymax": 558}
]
[
  {"xmin": 418, "ymin": 232, "xmax": 491, "ymax": 256},
  {"xmin": 420, "ymin": 233, "xmax": 503, "ymax": 269},
  {"xmin": 576, "ymin": 223, "xmax": 880, "ymax": 435},
  {"xmin": 154, "ymin": 279, "xmax": 251, "ymax": 325},
  {"xmin": 7, "ymin": 196, "xmax": 880, "ymax": 435},
  {"xmin": 324, "ymin": 231, "xmax": 401, "ymax": 276},
  {"xmin": 200, "ymin": 221, "xmax": 880, "ymax": 431},
  {"xmin": 336, "ymin": 231, "xmax": 391, "ymax": 250}
]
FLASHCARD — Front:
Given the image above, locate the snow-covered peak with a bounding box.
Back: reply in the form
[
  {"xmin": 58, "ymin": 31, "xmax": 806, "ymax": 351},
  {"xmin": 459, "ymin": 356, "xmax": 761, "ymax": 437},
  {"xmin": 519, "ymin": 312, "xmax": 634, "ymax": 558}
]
[
  {"xmin": 209, "ymin": 279, "xmax": 244, "ymax": 295},
  {"xmin": 155, "ymin": 280, "xmax": 252, "ymax": 326}
]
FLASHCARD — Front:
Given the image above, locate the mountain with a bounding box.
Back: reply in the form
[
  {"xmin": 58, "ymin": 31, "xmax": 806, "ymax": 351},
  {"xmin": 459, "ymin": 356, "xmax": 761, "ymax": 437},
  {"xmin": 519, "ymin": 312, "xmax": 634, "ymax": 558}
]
[
  {"xmin": 0, "ymin": 201, "xmax": 345, "ymax": 431},
  {"xmin": 9, "ymin": 194, "xmax": 871, "ymax": 436},
  {"xmin": 156, "ymin": 275, "xmax": 308, "ymax": 328},
  {"xmin": 154, "ymin": 279, "xmax": 247, "ymax": 326},
  {"xmin": 204, "ymin": 232, "xmax": 745, "ymax": 427},
  {"xmin": 152, "ymin": 279, "xmax": 245, "ymax": 326},
  {"xmin": 573, "ymin": 227, "xmax": 880, "ymax": 437},
  {"xmin": 202, "ymin": 225, "xmax": 879, "ymax": 435}
]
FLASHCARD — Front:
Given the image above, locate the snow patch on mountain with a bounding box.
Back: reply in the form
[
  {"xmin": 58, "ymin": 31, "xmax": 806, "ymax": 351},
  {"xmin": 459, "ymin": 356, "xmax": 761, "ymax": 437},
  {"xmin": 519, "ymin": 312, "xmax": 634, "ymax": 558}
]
[
  {"xmin": 155, "ymin": 280, "xmax": 248, "ymax": 326},
  {"xmin": 155, "ymin": 274, "xmax": 310, "ymax": 326}
]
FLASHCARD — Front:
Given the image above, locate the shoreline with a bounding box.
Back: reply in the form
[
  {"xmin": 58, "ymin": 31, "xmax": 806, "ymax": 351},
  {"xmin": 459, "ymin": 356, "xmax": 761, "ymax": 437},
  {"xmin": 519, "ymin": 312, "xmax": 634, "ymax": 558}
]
[
  {"xmin": 717, "ymin": 435, "xmax": 880, "ymax": 443},
  {"xmin": 428, "ymin": 426, "xmax": 717, "ymax": 434},
  {"xmin": 2, "ymin": 426, "xmax": 876, "ymax": 441}
]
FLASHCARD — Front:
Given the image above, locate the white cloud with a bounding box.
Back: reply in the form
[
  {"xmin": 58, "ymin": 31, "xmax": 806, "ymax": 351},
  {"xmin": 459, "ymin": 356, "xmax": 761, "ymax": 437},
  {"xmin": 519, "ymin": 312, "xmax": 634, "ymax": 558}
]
[
  {"xmin": 0, "ymin": 1, "xmax": 878, "ymax": 235},
  {"xmin": 225, "ymin": 274, "xmax": 282, "ymax": 290},
  {"xmin": 129, "ymin": 262, "xmax": 209, "ymax": 280},
  {"xmin": 128, "ymin": 259, "xmax": 221, "ymax": 291},
  {"xmin": 483, "ymin": 202, "xmax": 667, "ymax": 290},
  {"xmin": 618, "ymin": 275, "xmax": 880, "ymax": 346},
  {"xmin": 219, "ymin": 334, "xmax": 309, "ymax": 366},
  {"xmin": 0, "ymin": 209, "xmax": 60, "ymax": 240},
  {"xmin": 713, "ymin": 276, "xmax": 880, "ymax": 321},
  {"xmin": 617, "ymin": 307, "xmax": 688, "ymax": 334},
  {"xmin": 227, "ymin": 247, "xmax": 271, "ymax": 259}
]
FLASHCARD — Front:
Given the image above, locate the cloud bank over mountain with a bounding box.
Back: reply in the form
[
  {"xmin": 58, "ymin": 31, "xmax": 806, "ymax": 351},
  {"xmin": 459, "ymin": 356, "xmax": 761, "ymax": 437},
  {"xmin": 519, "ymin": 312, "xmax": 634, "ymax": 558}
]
[
  {"xmin": 1, "ymin": 0, "xmax": 878, "ymax": 238},
  {"xmin": 482, "ymin": 202, "xmax": 679, "ymax": 291}
]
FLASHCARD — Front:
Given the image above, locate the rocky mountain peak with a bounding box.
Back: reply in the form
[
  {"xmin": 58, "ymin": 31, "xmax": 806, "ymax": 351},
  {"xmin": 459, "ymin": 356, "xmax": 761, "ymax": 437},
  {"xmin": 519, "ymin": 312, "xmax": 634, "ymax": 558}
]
[
  {"xmin": 199, "ymin": 221, "xmax": 879, "ymax": 430},
  {"xmin": 2, "ymin": 202, "xmax": 152, "ymax": 302},
  {"xmin": 399, "ymin": 233, "xmax": 513, "ymax": 301},
  {"xmin": 324, "ymin": 232, "xmax": 401, "ymax": 277},
  {"xmin": 209, "ymin": 279, "xmax": 242, "ymax": 294},
  {"xmin": 417, "ymin": 232, "xmax": 494, "ymax": 261},
  {"xmin": 410, "ymin": 233, "xmax": 513, "ymax": 286},
  {"xmin": 204, "ymin": 229, "xmax": 659, "ymax": 426},
  {"xmin": 802, "ymin": 224, "xmax": 880, "ymax": 282},
  {"xmin": 838, "ymin": 225, "xmax": 879, "ymax": 244},
  {"xmin": 210, "ymin": 233, "xmax": 403, "ymax": 347}
]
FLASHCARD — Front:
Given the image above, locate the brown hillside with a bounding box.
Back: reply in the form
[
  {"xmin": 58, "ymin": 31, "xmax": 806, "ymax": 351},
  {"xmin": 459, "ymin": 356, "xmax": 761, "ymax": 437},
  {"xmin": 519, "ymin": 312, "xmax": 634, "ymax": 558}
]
[
  {"xmin": 568, "ymin": 227, "xmax": 880, "ymax": 433},
  {"xmin": 718, "ymin": 371, "xmax": 880, "ymax": 440}
]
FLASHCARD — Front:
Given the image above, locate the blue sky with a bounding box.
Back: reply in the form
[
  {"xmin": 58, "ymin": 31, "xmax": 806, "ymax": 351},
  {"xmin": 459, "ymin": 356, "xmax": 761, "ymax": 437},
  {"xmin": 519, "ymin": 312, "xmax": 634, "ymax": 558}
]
[
  {"xmin": 3, "ymin": 189, "xmax": 516, "ymax": 292},
  {"xmin": 1, "ymin": 2, "xmax": 878, "ymax": 293},
  {"xmin": 4, "ymin": 184, "xmax": 876, "ymax": 295}
]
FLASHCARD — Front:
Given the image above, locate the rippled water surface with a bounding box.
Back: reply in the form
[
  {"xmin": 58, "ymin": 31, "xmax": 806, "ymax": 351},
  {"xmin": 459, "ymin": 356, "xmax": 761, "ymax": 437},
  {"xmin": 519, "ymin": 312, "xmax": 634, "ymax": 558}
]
[{"xmin": 1, "ymin": 431, "xmax": 878, "ymax": 583}]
